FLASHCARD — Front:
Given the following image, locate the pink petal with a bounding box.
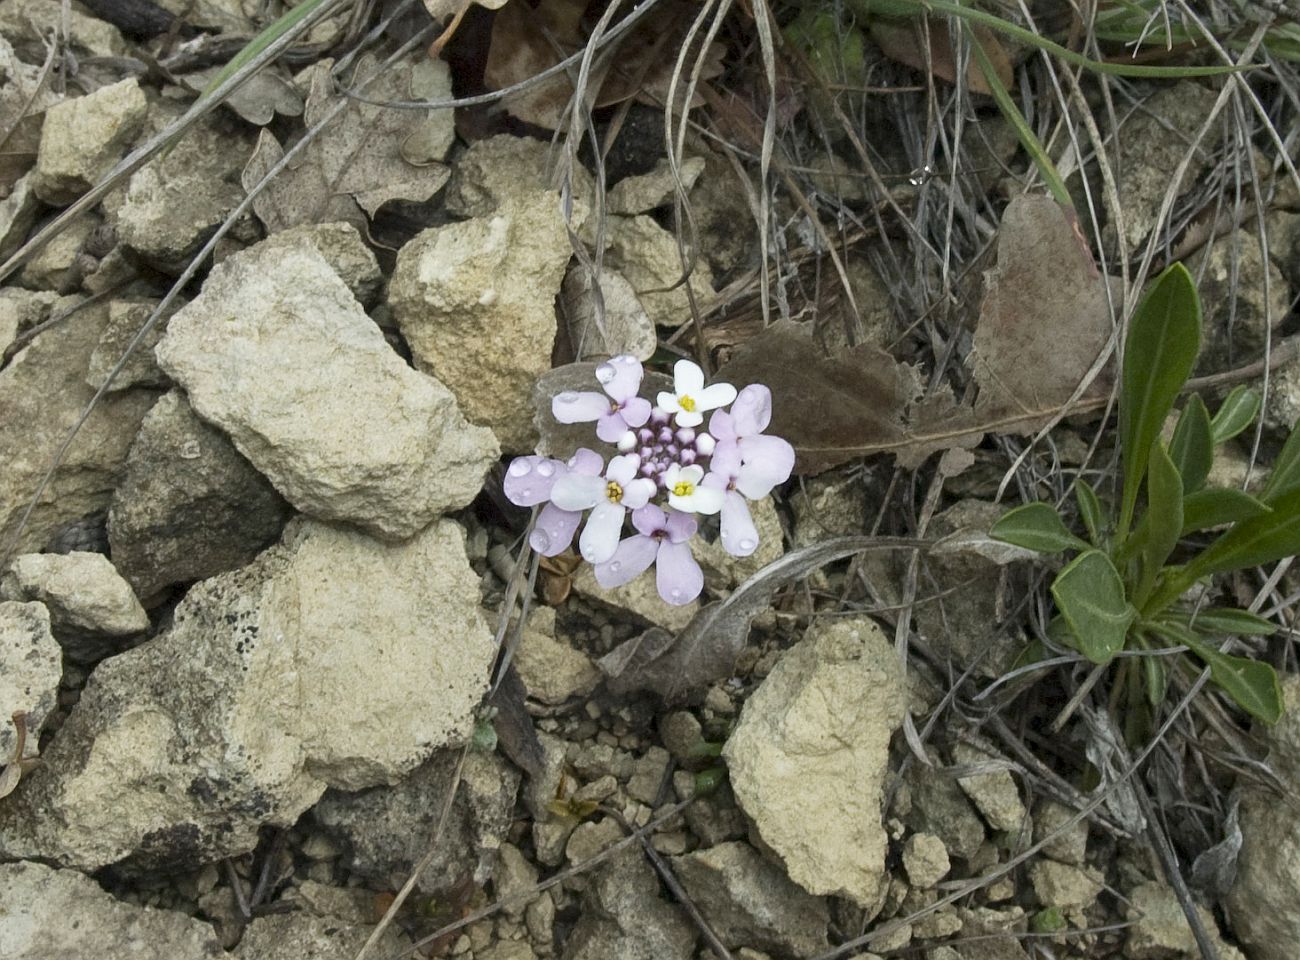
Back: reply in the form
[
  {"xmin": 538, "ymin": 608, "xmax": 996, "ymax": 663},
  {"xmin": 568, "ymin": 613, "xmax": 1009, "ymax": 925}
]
[
  {"xmin": 720, "ymin": 491, "xmax": 760, "ymax": 557},
  {"xmin": 598, "ymin": 355, "xmax": 644, "ymax": 403},
  {"xmin": 552, "ymin": 391, "xmax": 611, "ymax": 424},
  {"xmin": 531, "ymin": 503, "xmax": 581, "ymax": 556},
  {"xmin": 568, "ymin": 448, "xmax": 604, "ymax": 476},
  {"xmin": 620, "ymin": 478, "xmax": 657, "ymax": 510},
  {"xmin": 730, "ymin": 384, "xmax": 773, "ymax": 436},
  {"xmin": 656, "ymin": 541, "xmax": 703, "ymax": 605},
  {"xmin": 504, "ymin": 456, "xmax": 562, "ymax": 506},
  {"xmin": 708, "ymin": 409, "xmax": 738, "ymax": 442},
  {"xmin": 551, "ymin": 473, "xmax": 605, "ymax": 511},
  {"xmin": 736, "ymin": 436, "xmax": 796, "ymax": 497},
  {"xmin": 579, "ymin": 500, "xmax": 626, "ymax": 564},
  {"xmin": 605, "ymin": 453, "xmax": 640, "ymax": 486},
  {"xmin": 596, "ymin": 411, "xmax": 630, "ymax": 442},
  {"xmin": 695, "ymin": 382, "xmax": 738, "ymax": 411},
  {"xmin": 673, "ymin": 359, "xmax": 705, "ymax": 394},
  {"xmin": 631, "ymin": 504, "xmax": 667, "ymax": 537},
  {"xmin": 621, "ymin": 396, "xmax": 652, "ymax": 427},
  {"xmin": 708, "ymin": 441, "xmax": 742, "ymax": 480},
  {"xmin": 663, "ymin": 509, "xmax": 697, "ymax": 544},
  {"xmin": 594, "ymin": 534, "xmax": 658, "ymax": 588}
]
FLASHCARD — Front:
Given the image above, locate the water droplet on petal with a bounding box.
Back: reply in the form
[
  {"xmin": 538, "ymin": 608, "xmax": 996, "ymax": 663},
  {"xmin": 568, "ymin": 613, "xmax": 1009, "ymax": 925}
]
[
  {"xmin": 520, "ymin": 488, "xmax": 532, "ymax": 499},
  {"xmin": 595, "ymin": 363, "xmax": 617, "ymax": 384},
  {"xmin": 532, "ymin": 530, "xmax": 551, "ymax": 553},
  {"xmin": 537, "ymin": 462, "xmax": 555, "ymax": 477},
  {"xmin": 557, "ymin": 392, "xmax": 579, "ymax": 404},
  {"xmin": 738, "ymin": 538, "xmax": 756, "ymax": 552},
  {"xmin": 721, "ymin": 530, "xmax": 730, "ymax": 542},
  {"xmin": 508, "ymin": 460, "xmax": 531, "ymax": 476},
  {"xmin": 610, "ymin": 561, "xmax": 622, "ymax": 573},
  {"xmin": 619, "ymin": 355, "xmax": 636, "ymax": 364},
  {"xmin": 670, "ymin": 589, "xmax": 682, "ymax": 599}
]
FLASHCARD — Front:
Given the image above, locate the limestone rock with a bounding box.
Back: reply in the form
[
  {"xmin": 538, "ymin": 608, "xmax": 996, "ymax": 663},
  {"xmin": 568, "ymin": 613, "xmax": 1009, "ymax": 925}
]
[
  {"xmin": 0, "ymin": 601, "xmax": 59, "ymax": 759},
  {"xmin": 0, "ymin": 288, "xmax": 57, "ymax": 345},
  {"xmin": 156, "ymin": 238, "xmax": 497, "ymax": 540},
  {"xmin": 1033, "ymin": 799, "xmax": 1088, "ymax": 866},
  {"xmin": 388, "ymin": 198, "xmax": 571, "ymax": 453},
  {"xmin": 444, "ymin": 133, "xmax": 590, "ymax": 220},
  {"xmin": 903, "ymin": 832, "xmax": 951, "ymax": 889},
  {"xmin": 513, "ymin": 606, "xmax": 600, "ymax": 705},
  {"xmin": 236, "ymin": 912, "xmax": 408, "ymax": 960},
  {"xmin": 0, "ymin": 518, "xmax": 494, "ymax": 872},
  {"xmin": 0, "ymin": 861, "xmax": 223, "ymax": 959},
  {"xmin": 1029, "ymin": 860, "xmax": 1102, "ymax": 911},
  {"xmin": 0, "ymin": 0, "xmax": 127, "ymax": 58},
  {"xmin": 605, "ymin": 214, "xmax": 716, "ymax": 329},
  {"xmin": 561, "ymin": 266, "xmax": 656, "ymax": 362},
  {"xmin": 564, "ymin": 850, "xmax": 697, "ymax": 960},
  {"xmin": 1126, "ymin": 881, "xmax": 1244, "ymax": 960},
  {"xmin": 17, "ymin": 211, "xmax": 98, "ymax": 292},
  {"xmin": 1, "ymin": 552, "xmax": 146, "ymax": 662},
  {"xmin": 952, "ymin": 740, "xmax": 1026, "ymax": 834},
  {"xmin": 255, "ymin": 222, "xmax": 383, "ymax": 305},
  {"xmin": 0, "ymin": 172, "xmax": 38, "ymax": 262},
  {"xmin": 0, "ymin": 298, "xmax": 156, "ymax": 554},
  {"xmin": 722, "ymin": 616, "xmax": 906, "ymax": 905},
  {"xmin": 108, "ymin": 390, "xmax": 291, "ymax": 604},
  {"xmin": 607, "ymin": 157, "xmax": 705, "ymax": 215},
  {"xmin": 314, "ymin": 749, "xmax": 518, "ymax": 896},
  {"xmin": 671, "ymin": 841, "xmax": 831, "ymax": 957},
  {"xmin": 1194, "ymin": 230, "xmax": 1289, "ymax": 364},
  {"xmin": 115, "ymin": 114, "xmax": 255, "ymax": 269},
  {"xmin": 85, "ymin": 299, "xmax": 175, "ymax": 392},
  {"xmin": 33, "ymin": 79, "xmax": 147, "ymax": 205},
  {"xmin": 693, "ymin": 495, "xmax": 784, "ymax": 592},
  {"xmin": 904, "ymin": 762, "xmax": 987, "ymax": 862}
]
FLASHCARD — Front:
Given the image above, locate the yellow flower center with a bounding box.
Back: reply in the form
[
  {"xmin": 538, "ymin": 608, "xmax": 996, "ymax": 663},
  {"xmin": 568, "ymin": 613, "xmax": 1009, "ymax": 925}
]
[
  {"xmin": 672, "ymin": 480, "xmax": 694, "ymax": 498},
  {"xmin": 606, "ymin": 481, "xmax": 624, "ymax": 503},
  {"xmin": 678, "ymin": 395, "xmax": 697, "ymax": 413}
]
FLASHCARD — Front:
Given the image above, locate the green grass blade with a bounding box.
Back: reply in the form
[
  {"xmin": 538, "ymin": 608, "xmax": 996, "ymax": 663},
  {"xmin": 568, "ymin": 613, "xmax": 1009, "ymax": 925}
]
[{"xmin": 199, "ymin": 0, "xmax": 338, "ymax": 105}]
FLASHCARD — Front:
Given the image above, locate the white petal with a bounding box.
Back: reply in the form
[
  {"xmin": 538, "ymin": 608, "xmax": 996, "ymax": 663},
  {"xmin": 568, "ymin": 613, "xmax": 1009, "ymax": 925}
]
[
  {"xmin": 679, "ymin": 464, "xmax": 705, "ymax": 486},
  {"xmin": 662, "ymin": 463, "xmax": 684, "ymax": 488},
  {"xmin": 673, "ymin": 359, "xmax": 705, "ymax": 394},
  {"xmin": 550, "ymin": 474, "xmax": 605, "ymax": 511},
  {"xmin": 672, "ymin": 409, "xmax": 703, "ymax": 428},
  {"xmin": 685, "ymin": 484, "xmax": 724, "ymax": 515},
  {"xmin": 605, "ymin": 453, "xmax": 640, "ymax": 486},
  {"xmin": 579, "ymin": 501, "xmax": 625, "ymax": 564},
  {"xmin": 695, "ymin": 382, "xmax": 738, "ymax": 411},
  {"xmin": 620, "ymin": 478, "xmax": 657, "ymax": 509},
  {"xmin": 552, "ymin": 391, "xmax": 610, "ymax": 424},
  {"xmin": 657, "ymin": 392, "xmax": 683, "ymax": 414}
]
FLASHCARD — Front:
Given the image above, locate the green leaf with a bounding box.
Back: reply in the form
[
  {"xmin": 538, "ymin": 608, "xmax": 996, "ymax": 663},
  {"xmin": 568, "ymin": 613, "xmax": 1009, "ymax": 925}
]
[
  {"xmin": 1118, "ymin": 264, "xmax": 1201, "ymax": 540},
  {"xmin": 1143, "ymin": 653, "xmax": 1168, "ymax": 706},
  {"xmin": 1075, "ymin": 479, "xmax": 1104, "ymax": 546},
  {"xmin": 1153, "ymin": 622, "xmax": 1283, "ymax": 724},
  {"xmin": 1184, "ymin": 486, "xmax": 1300, "ymax": 579},
  {"xmin": 1050, "ymin": 550, "xmax": 1135, "ymax": 664},
  {"xmin": 1262, "ymin": 423, "xmax": 1300, "ymax": 502},
  {"xmin": 198, "ymin": 0, "xmax": 337, "ymax": 104},
  {"xmin": 1135, "ymin": 443, "xmax": 1184, "ymax": 606},
  {"xmin": 1180, "ymin": 487, "xmax": 1271, "ymax": 535},
  {"xmin": 1169, "ymin": 395, "xmax": 1213, "ymax": 494},
  {"xmin": 990, "ymin": 502, "xmax": 1090, "ymax": 554},
  {"xmin": 1210, "ymin": 386, "xmax": 1260, "ymax": 444},
  {"xmin": 1184, "ymin": 608, "xmax": 1278, "ymax": 636}
]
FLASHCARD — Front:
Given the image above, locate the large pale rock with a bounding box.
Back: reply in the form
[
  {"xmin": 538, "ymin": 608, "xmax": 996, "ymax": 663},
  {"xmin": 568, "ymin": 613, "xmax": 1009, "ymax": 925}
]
[
  {"xmin": 0, "ymin": 172, "xmax": 39, "ymax": 262},
  {"xmin": 33, "ymin": 78, "xmax": 147, "ymax": 205},
  {"xmin": 512, "ymin": 606, "xmax": 600, "ymax": 705},
  {"xmin": 156, "ymin": 239, "xmax": 497, "ymax": 540},
  {"xmin": 564, "ymin": 850, "xmax": 697, "ymax": 960},
  {"xmin": 444, "ymin": 133, "xmax": 590, "ymax": 220},
  {"xmin": 604, "ymin": 214, "xmax": 716, "ymax": 329},
  {"xmin": 0, "ymin": 518, "xmax": 494, "ymax": 872},
  {"xmin": 314, "ymin": 749, "xmax": 518, "ymax": 896},
  {"xmin": 255, "ymin": 222, "xmax": 383, "ymax": 305},
  {"xmin": 0, "ymin": 299, "xmax": 157, "ymax": 554},
  {"xmin": 388, "ymin": 196, "xmax": 571, "ymax": 453},
  {"xmin": 671, "ymin": 841, "xmax": 830, "ymax": 957},
  {"xmin": 108, "ymin": 390, "xmax": 290, "ymax": 603},
  {"xmin": 1227, "ymin": 675, "xmax": 1300, "ymax": 960},
  {"xmin": 0, "ymin": 601, "xmax": 59, "ymax": 759},
  {"xmin": 0, "ymin": 861, "xmax": 223, "ymax": 959},
  {"xmin": 722, "ymin": 616, "xmax": 906, "ymax": 906},
  {"xmin": 1127, "ymin": 881, "xmax": 1244, "ymax": 960},
  {"xmin": 1, "ymin": 552, "xmax": 147, "ymax": 662}
]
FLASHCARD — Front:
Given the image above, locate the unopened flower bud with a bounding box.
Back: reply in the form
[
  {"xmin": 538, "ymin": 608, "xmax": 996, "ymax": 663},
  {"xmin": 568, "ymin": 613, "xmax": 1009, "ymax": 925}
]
[
  {"xmin": 617, "ymin": 430, "xmax": 638, "ymax": 453},
  {"xmin": 694, "ymin": 433, "xmax": 716, "ymax": 456}
]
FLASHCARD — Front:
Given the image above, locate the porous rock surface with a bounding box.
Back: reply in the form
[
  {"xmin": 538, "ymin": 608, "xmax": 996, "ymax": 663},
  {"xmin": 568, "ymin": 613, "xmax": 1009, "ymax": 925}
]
[
  {"xmin": 0, "ymin": 518, "xmax": 494, "ymax": 872},
  {"xmin": 156, "ymin": 236, "xmax": 497, "ymax": 540},
  {"xmin": 0, "ymin": 601, "xmax": 59, "ymax": 759},
  {"xmin": 33, "ymin": 77, "xmax": 147, "ymax": 204},
  {"xmin": 722, "ymin": 615, "xmax": 906, "ymax": 906}
]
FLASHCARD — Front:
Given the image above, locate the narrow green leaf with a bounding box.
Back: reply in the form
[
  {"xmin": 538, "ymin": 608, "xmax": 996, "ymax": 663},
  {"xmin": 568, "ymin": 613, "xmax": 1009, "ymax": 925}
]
[
  {"xmin": 1210, "ymin": 386, "xmax": 1260, "ymax": 444},
  {"xmin": 1262, "ymin": 423, "xmax": 1300, "ymax": 502},
  {"xmin": 1075, "ymin": 479, "xmax": 1104, "ymax": 546},
  {"xmin": 1153, "ymin": 623, "xmax": 1283, "ymax": 724},
  {"xmin": 1169, "ymin": 395, "xmax": 1213, "ymax": 494},
  {"xmin": 1051, "ymin": 550, "xmax": 1135, "ymax": 664},
  {"xmin": 198, "ymin": 0, "xmax": 337, "ymax": 105},
  {"xmin": 990, "ymin": 502, "xmax": 1090, "ymax": 554},
  {"xmin": 1180, "ymin": 487, "xmax": 1271, "ymax": 535},
  {"xmin": 1185, "ymin": 608, "xmax": 1278, "ymax": 636},
  {"xmin": 1184, "ymin": 486, "xmax": 1300, "ymax": 579},
  {"xmin": 1143, "ymin": 654, "xmax": 1168, "ymax": 707},
  {"xmin": 1118, "ymin": 264, "xmax": 1202, "ymax": 540},
  {"xmin": 1135, "ymin": 443, "xmax": 1184, "ymax": 606}
]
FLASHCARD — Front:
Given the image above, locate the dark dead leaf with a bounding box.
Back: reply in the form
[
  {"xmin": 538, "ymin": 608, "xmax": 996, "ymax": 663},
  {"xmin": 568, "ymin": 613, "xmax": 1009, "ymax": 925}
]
[
  {"xmin": 538, "ymin": 550, "xmax": 581, "ymax": 606},
  {"xmin": 868, "ymin": 17, "xmax": 1013, "ymax": 96},
  {"xmin": 598, "ymin": 536, "xmax": 920, "ymax": 702},
  {"xmin": 971, "ymin": 195, "xmax": 1116, "ymax": 425},
  {"xmin": 241, "ymin": 54, "xmax": 453, "ymax": 233},
  {"xmin": 486, "ymin": 665, "xmax": 545, "ymax": 782}
]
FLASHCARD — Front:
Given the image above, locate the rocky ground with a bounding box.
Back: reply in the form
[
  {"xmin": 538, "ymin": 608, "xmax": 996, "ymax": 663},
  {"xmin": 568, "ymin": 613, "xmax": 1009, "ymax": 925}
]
[{"xmin": 3, "ymin": 1, "xmax": 1300, "ymax": 959}]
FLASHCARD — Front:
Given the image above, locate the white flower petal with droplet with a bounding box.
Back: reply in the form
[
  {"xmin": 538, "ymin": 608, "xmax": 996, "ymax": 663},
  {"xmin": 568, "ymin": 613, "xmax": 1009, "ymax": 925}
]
[
  {"xmin": 580, "ymin": 500, "xmax": 626, "ymax": 564},
  {"xmin": 550, "ymin": 473, "xmax": 605, "ymax": 511}
]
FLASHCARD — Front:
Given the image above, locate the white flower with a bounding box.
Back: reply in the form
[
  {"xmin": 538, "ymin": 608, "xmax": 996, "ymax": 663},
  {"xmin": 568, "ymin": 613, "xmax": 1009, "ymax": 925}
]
[
  {"xmin": 663, "ymin": 463, "xmax": 724, "ymax": 515},
  {"xmin": 550, "ymin": 453, "xmax": 657, "ymax": 563},
  {"xmin": 656, "ymin": 359, "xmax": 737, "ymax": 428}
]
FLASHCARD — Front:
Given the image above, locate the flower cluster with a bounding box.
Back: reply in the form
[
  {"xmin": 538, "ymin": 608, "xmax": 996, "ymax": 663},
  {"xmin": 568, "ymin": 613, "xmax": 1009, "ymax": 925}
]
[{"xmin": 505, "ymin": 356, "xmax": 795, "ymax": 606}]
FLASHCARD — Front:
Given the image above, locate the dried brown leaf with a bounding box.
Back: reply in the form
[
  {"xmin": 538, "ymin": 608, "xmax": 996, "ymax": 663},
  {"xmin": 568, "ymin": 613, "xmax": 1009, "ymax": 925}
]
[
  {"xmin": 184, "ymin": 66, "xmax": 304, "ymax": 126},
  {"xmin": 868, "ymin": 18, "xmax": 1013, "ymax": 96},
  {"xmin": 241, "ymin": 54, "xmax": 453, "ymax": 233}
]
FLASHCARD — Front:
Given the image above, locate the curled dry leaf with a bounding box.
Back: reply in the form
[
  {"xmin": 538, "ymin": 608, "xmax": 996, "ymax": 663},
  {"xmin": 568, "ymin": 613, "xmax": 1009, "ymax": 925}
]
[
  {"xmin": 0, "ymin": 711, "xmax": 30, "ymax": 800},
  {"xmin": 183, "ymin": 66, "xmax": 304, "ymax": 126},
  {"xmin": 868, "ymin": 17, "xmax": 1014, "ymax": 96},
  {"xmin": 241, "ymin": 53, "xmax": 454, "ymax": 233}
]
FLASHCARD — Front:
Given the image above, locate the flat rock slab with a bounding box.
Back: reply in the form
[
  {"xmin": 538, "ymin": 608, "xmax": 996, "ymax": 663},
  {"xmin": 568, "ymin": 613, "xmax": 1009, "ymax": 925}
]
[
  {"xmin": 0, "ymin": 518, "xmax": 494, "ymax": 873},
  {"xmin": 156, "ymin": 237, "xmax": 497, "ymax": 541}
]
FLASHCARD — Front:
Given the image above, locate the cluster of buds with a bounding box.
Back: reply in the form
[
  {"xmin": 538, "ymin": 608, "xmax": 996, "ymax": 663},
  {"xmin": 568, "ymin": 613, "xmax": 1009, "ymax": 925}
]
[{"xmin": 505, "ymin": 357, "xmax": 794, "ymax": 606}]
